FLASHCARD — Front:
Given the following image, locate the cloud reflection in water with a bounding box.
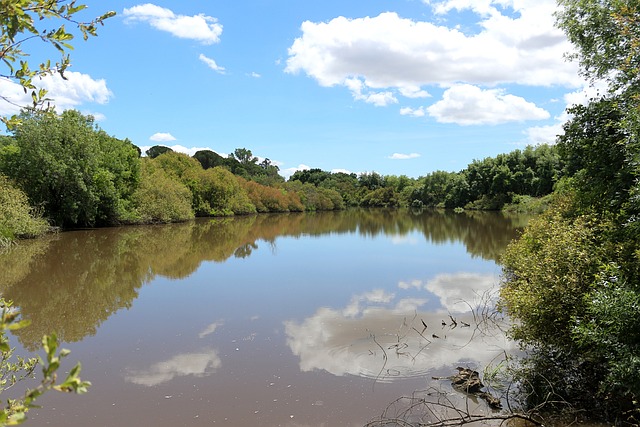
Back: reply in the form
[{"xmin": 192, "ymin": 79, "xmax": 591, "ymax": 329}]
[
  {"xmin": 284, "ymin": 272, "xmax": 517, "ymax": 382},
  {"xmin": 126, "ymin": 350, "xmax": 222, "ymax": 387}
]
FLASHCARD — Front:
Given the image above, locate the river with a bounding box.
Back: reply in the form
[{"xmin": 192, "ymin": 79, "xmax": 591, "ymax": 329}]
[{"xmin": 0, "ymin": 209, "xmax": 529, "ymax": 426}]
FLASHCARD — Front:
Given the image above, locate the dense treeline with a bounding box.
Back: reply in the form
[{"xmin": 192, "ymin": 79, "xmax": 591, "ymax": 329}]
[
  {"xmin": 289, "ymin": 143, "xmax": 562, "ymax": 210},
  {"xmin": 499, "ymin": 0, "xmax": 640, "ymax": 423},
  {"xmin": 0, "ymin": 110, "xmax": 349, "ymax": 245},
  {"xmin": 0, "ymin": 108, "xmax": 564, "ymax": 247}
]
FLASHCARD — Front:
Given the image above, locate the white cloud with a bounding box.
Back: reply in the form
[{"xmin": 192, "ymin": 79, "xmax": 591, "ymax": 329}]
[
  {"xmin": 82, "ymin": 111, "xmax": 107, "ymax": 122},
  {"xmin": 427, "ymin": 84, "xmax": 550, "ymax": 125},
  {"xmin": 389, "ymin": 153, "xmax": 421, "ymax": 160},
  {"xmin": 362, "ymin": 91, "xmax": 397, "ymax": 107},
  {"xmin": 400, "ymin": 106, "xmax": 426, "ymax": 117},
  {"xmin": 199, "ymin": 54, "xmax": 226, "ymax": 74},
  {"xmin": 344, "ymin": 78, "xmax": 398, "ymax": 106},
  {"xmin": 248, "ymin": 72, "xmax": 261, "ymax": 78},
  {"xmin": 281, "ymin": 164, "xmax": 311, "ymax": 179},
  {"xmin": 398, "ymin": 279, "xmax": 423, "ymax": 290},
  {"xmin": 521, "ymin": 80, "xmax": 608, "ymax": 144},
  {"xmin": 0, "ymin": 72, "xmax": 111, "ymax": 116},
  {"xmin": 286, "ymin": 3, "xmax": 580, "ymax": 113},
  {"xmin": 149, "ymin": 132, "xmax": 177, "ymax": 142},
  {"xmin": 330, "ymin": 168, "xmax": 352, "ymax": 175},
  {"xmin": 399, "ymin": 86, "xmax": 431, "ymax": 99},
  {"xmin": 123, "ymin": 4, "xmax": 223, "ymax": 45},
  {"xmin": 524, "ymin": 122, "xmax": 563, "ymax": 145},
  {"xmin": 0, "ymin": 78, "xmax": 32, "ymax": 115}
]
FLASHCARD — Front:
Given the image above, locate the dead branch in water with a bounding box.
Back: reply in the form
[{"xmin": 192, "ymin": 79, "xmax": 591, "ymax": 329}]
[{"xmin": 364, "ymin": 387, "xmax": 546, "ymax": 427}]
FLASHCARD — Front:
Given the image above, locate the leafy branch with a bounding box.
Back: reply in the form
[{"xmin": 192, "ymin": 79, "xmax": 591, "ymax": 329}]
[
  {"xmin": 0, "ymin": 298, "xmax": 90, "ymax": 426},
  {"xmin": 1, "ymin": 0, "xmax": 115, "ymax": 126}
]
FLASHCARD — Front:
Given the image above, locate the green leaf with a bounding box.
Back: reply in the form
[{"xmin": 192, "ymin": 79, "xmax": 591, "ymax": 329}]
[{"xmin": 6, "ymin": 319, "xmax": 31, "ymax": 331}]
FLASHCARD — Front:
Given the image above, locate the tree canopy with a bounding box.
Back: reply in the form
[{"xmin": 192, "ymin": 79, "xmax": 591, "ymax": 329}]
[{"xmin": 500, "ymin": 0, "xmax": 640, "ymax": 421}]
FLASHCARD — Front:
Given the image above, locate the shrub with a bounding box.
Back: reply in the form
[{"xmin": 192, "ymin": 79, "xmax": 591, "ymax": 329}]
[
  {"xmin": 240, "ymin": 179, "xmax": 291, "ymax": 213},
  {"xmin": 500, "ymin": 198, "xmax": 606, "ymax": 347},
  {"xmin": 0, "ymin": 174, "xmax": 49, "ymax": 245},
  {"xmin": 131, "ymin": 161, "xmax": 194, "ymax": 223}
]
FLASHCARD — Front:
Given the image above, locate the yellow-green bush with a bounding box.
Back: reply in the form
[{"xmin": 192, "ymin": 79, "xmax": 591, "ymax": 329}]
[
  {"xmin": 131, "ymin": 161, "xmax": 194, "ymax": 223},
  {"xmin": 500, "ymin": 199, "xmax": 605, "ymax": 346},
  {"xmin": 0, "ymin": 174, "xmax": 49, "ymax": 245}
]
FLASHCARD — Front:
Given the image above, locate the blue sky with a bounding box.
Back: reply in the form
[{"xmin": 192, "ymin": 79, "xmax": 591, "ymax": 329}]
[{"xmin": 2, "ymin": 0, "xmax": 597, "ymax": 178}]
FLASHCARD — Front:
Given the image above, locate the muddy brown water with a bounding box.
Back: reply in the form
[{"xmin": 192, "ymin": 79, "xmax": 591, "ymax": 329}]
[{"xmin": 1, "ymin": 209, "xmax": 529, "ymax": 426}]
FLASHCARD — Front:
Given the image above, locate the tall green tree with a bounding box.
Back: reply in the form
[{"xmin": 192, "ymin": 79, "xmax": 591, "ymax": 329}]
[
  {"xmin": 145, "ymin": 145, "xmax": 173, "ymax": 159},
  {"xmin": 500, "ymin": 0, "xmax": 640, "ymax": 420},
  {"xmin": 0, "ymin": 110, "xmax": 140, "ymax": 227},
  {"xmin": 556, "ymin": 0, "xmax": 640, "ymax": 94}
]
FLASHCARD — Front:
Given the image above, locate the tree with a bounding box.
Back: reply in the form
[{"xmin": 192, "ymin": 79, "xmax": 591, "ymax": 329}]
[
  {"xmin": 556, "ymin": 0, "xmax": 640, "ymax": 94},
  {"xmin": 145, "ymin": 145, "xmax": 173, "ymax": 159},
  {"xmin": 499, "ymin": 0, "xmax": 640, "ymax": 420},
  {"xmin": 193, "ymin": 149, "xmax": 226, "ymax": 170},
  {"xmin": 231, "ymin": 148, "xmax": 257, "ymax": 165},
  {"xmin": 0, "ymin": 1, "xmax": 115, "ymax": 125},
  {"xmin": 132, "ymin": 159, "xmax": 194, "ymax": 223},
  {"xmin": 0, "ymin": 110, "xmax": 140, "ymax": 227}
]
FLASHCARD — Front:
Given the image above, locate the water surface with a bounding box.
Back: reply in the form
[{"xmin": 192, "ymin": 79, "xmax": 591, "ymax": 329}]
[{"xmin": 0, "ymin": 209, "xmax": 527, "ymax": 426}]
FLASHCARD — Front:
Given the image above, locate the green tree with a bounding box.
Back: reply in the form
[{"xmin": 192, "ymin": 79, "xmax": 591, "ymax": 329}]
[
  {"xmin": 500, "ymin": 0, "xmax": 640, "ymax": 420},
  {"xmin": 193, "ymin": 149, "xmax": 226, "ymax": 170},
  {"xmin": 145, "ymin": 145, "xmax": 173, "ymax": 159},
  {"xmin": 556, "ymin": 0, "xmax": 640, "ymax": 94},
  {"xmin": 0, "ymin": 1, "xmax": 114, "ymax": 125},
  {"xmin": 131, "ymin": 159, "xmax": 194, "ymax": 223},
  {"xmin": 231, "ymin": 148, "xmax": 258, "ymax": 165},
  {"xmin": 185, "ymin": 166, "xmax": 255, "ymax": 216},
  {"xmin": 0, "ymin": 110, "xmax": 140, "ymax": 227}
]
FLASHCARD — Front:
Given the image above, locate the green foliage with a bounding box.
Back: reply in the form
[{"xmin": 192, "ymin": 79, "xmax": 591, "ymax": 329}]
[
  {"xmin": 185, "ymin": 166, "xmax": 256, "ymax": 216},
  {"xmin": 230, "ymin": 148, "xmax": 257, "ymax": 165},
  {"xmin": 193, "ymin": 149, "xmax": 226, "ymax": 170},
  {"xmin": 131, "ymin": 159, "xmax": 194, "ymax": 223},
  {"xmin": 0, "ymin": 111, "xmax": 140, "ymax": 227},
  {"xmin": 502, "ymin": 193, "xmax": 555, "ymax": 214},
  {"xmin": 0, "ymin": 298, "xmax": 89, "ymax": 425},
  {"xmin": 283, "ymin": 181, "xmax": 341, "ymax": 211},
  {"xmin": 284, "ymin": 145, "xmax": 561, "ymax": 212},
  {"xmin": 556, "ymin": 0, "xmax": 640, "ymax": 95},
  {"xmin": 145, "ymin": 145, "xmax": 173, "ymax": 159},
  {"xmin": 573, "ymin": 265, "xmax": 640, "ymax": 400},
  {"xmin": 360, "ymin": 187, "xmax": 400, "ymax": 208},
  {"xmin": 223, "ymin": 148, "xmax": 284, "ymax": 184},
  {"xmin": 500, "ymin": 1, "xmax": 640, "ymax": 419},
  {"xmin": 500, "ymin": 199, "xmax": 606, "ymax": 346},
  {"xmin": 0, "ymin": 175, "xmax": 49, "ymax": 245},
  {"xmin": 148, "ymin": 152, "xmax": 258, "ymax": 216},
  {"xmin": 0, "ymin": 1, "xmax": 114, "ymax": 126},
  {"xmin": 290, "ymin": 168, "xmax": 333, "ymax": 186},
  {"xmin": 150, "ymin": 151, "xmax": 200, "ymax": 179}
]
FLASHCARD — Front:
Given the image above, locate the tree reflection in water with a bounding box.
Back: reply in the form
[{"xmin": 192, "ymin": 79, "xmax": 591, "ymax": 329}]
[{"xmin": 0, "ymin": 209, "xmax": 527, "ymax": 351}]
